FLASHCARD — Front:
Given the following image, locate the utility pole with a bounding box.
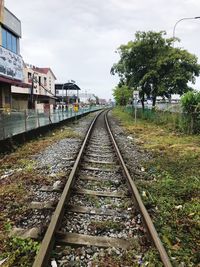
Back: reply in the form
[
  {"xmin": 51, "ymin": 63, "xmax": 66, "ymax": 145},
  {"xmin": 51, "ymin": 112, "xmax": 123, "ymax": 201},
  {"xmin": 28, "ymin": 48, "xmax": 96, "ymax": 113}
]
[{"xmin": 28, "ymin": 72, "xmax": 35, "ymax": 109}]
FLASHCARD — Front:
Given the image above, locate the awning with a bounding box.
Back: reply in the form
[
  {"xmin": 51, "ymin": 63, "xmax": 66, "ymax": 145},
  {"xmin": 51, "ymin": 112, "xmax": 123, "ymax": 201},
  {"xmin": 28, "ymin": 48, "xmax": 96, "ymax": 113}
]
[
  {"xmin": 0, "ymin": 76, "xmax": 31, "ymax": 88},
  {"xmin": 55, "ymin": 82, "xmax": 81, "ymax": 91}
]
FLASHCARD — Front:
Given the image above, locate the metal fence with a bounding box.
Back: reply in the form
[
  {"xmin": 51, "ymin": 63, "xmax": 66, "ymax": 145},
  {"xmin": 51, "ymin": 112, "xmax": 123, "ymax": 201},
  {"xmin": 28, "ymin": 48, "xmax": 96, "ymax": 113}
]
[
  {"xmin": 125, "ymin": 106, "xmax": 200, "ymax": 134},
  {"xmin": 0, "ymin": 106, "xmax": 105, "ymax": 140}
]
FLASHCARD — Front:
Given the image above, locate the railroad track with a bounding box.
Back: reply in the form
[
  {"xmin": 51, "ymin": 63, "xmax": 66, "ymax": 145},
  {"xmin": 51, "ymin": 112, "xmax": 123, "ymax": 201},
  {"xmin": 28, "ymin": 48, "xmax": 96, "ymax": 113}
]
[{"xmin": 33, "ymin": 110, "xmax": 172, "ymax": 267}]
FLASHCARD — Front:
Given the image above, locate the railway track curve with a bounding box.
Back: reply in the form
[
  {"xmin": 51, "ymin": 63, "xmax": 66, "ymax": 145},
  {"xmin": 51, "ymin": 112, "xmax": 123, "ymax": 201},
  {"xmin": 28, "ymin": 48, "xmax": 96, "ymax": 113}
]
[{"xmin": 33, "ymin": 109, "xmax": 172, "ymax": 267}]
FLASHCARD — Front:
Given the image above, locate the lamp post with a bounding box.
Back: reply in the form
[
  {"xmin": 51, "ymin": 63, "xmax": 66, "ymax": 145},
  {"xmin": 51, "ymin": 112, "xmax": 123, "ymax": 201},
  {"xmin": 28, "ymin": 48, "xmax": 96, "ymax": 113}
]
[{"xmin": 173, "ymin": 16, "xmax": 200, "ymax": 46}]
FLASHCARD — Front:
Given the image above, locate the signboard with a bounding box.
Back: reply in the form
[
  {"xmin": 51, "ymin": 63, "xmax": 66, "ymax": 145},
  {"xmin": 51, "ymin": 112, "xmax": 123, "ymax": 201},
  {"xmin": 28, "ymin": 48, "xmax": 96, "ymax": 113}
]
[
  {"xmin": 133, "ymin": 90, "xmax": 139, "ymax": 100},
  {"xmin": 0, "ymin": 46, "xmax": 23, "ymax": 81}
]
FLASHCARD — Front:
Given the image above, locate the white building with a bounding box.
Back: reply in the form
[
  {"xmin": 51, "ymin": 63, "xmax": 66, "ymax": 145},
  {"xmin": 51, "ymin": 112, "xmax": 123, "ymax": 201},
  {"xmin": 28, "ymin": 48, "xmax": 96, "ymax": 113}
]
[{"xmin": 12, "ymin": 64, "xmax": 57, "ymax": 111}]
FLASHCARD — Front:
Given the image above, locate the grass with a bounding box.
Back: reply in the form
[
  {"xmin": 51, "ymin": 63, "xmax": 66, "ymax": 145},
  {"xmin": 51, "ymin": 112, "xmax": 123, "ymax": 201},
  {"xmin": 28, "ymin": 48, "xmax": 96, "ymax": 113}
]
[
  {"xmin": 112, "ymin": 107, "xmax": 200, "ymax": 266},
  {"xmin": 0, "ymin": 237, "xmax": 39, "ymax": 267}
]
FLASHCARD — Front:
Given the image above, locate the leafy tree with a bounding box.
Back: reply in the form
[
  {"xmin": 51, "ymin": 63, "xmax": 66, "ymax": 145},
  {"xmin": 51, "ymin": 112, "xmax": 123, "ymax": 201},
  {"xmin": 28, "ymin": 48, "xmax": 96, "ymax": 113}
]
[
  {"xmin": 181, "ymin": 91, "xmax": 200, "ymax": 113},
  {"xmin": 93, "ymin": 94, "xmax": 99, "ymax": 105},
  {"xmin": 113, "ymin": 85, "xmax": 133, "ymax": 106},
  {"xmin": 111, "ymin": 31, "xmax": 200, "ymax": 108}
]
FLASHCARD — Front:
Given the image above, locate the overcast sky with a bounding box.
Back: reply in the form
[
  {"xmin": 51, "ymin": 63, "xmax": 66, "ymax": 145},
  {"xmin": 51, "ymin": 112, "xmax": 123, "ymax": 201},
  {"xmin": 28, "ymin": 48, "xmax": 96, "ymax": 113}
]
[{"xmin": 5, "ymin": 0, "xmax": 200, "ymax": 100}]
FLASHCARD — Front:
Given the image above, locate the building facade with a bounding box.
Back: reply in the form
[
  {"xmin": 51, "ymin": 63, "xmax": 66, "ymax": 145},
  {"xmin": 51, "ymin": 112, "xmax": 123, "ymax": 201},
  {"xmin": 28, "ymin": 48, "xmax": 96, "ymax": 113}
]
[
  {"xmin": 12, "ymin": 64, "xmax": 57, "ymax": 111},
  {"xmin": 0, "ymin": 0, "xmax": 24, "ymax": 110}
]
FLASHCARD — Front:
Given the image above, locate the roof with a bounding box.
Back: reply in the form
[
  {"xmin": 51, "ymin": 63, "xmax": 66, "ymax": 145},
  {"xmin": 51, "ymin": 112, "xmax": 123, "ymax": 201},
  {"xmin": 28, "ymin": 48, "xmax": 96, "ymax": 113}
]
[
  {"xmin": 0, "ymin": 76, "xmax": 31, "ymax": 88},
  {"xmin": 25, "ymin": 65, "xmax": 57, "ymax": 80},
  {"xmin": 55, "ymin": 83, "xmax": 81, "ymax": 91},
  {"xmin": 33, "ymin": 67, "xmax": 57, "ymax": 80}
]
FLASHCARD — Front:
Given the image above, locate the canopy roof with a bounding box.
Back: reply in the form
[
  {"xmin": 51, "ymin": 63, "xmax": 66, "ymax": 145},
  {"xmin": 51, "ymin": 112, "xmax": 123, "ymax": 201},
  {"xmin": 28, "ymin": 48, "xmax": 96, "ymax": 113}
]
[{"xmin": 55, "ymin": 83, "xmax": 81, "ymax": 91}]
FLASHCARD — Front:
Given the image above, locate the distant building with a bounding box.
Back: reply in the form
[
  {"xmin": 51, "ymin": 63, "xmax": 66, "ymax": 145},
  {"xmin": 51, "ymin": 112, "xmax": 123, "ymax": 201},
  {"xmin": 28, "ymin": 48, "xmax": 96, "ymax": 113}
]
[
  {"xmin": 99, "ymin": 99, "xmax": 107, "ymax": 105},
  {"xmin": 12, "ymin": 64, "xmax": 57, "ymax": 111},
  {"xmin": 79, "ymin": 92, "xmax": 95, "ymax": 104},
  {"xmin": 0, "ymin": 1, "xmax": 25, "ymax": 110}
]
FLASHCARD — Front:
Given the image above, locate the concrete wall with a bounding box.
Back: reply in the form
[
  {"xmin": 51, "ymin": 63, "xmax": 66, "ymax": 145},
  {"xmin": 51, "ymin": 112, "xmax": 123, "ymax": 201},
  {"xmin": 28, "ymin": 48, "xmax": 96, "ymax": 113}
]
[
  {"xmin": 12, "ymin": 94, "xmax": 28, "ymax": 110},
  {"xmin": 4, "ymin": 7, "xmax": 21, "ymax": 37},
  {"xmin": 0, "ymin": 84, "xmax": 11, "ymax": 108}
]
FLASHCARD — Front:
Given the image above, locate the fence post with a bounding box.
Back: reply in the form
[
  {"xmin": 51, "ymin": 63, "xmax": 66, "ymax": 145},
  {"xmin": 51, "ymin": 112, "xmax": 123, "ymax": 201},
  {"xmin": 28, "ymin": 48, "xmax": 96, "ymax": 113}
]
[
  {"xmin": 1, "ymin": 112, "xmax": 6, "ymax": 139},
  {"xmin": 37, "ymin": 109, "xmax": 40, "ymax": 127},
  {"xmin": 24, "ymin": 110, "xmax": 27, "ymax": 132},
  {"xmin": 49, "ymin": 109, "xmax": 52, "ymax": 124}
]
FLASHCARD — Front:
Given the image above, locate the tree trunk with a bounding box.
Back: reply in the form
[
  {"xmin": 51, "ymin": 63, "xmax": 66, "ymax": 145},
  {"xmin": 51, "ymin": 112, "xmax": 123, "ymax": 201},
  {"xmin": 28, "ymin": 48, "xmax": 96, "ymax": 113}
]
[
  {"xmin": 190, "ymin": 115, "xmax": 194, "ymax": 134},
  {"xmin": 152, "ymin": 96, "xmax": 156, "ymax": 107},
  {"xmin": 141, "ymin": 93, "xmax": 145, "ymax": 111}
]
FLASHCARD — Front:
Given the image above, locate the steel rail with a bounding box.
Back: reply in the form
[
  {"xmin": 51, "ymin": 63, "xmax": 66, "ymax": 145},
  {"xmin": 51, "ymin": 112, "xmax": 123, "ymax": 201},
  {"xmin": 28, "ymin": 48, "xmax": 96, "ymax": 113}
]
[
  {"xmin": 105, "ymin": 111, "xmax": 173, "ymax": 267},
  {"xmin": 33, "ymin": 110, "xmax": 104, "ymax": 267}
]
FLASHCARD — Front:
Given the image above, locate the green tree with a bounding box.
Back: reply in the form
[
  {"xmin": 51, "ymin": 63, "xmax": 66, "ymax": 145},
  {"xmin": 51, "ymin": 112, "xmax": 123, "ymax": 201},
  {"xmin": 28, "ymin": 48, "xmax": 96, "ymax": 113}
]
[
  {"xmin": 111, "ymin": 31, "xmax": 200, "ymax": 108},
  {"xmin": 113, "ymin": 85, "xmax": 133, "ymax": 106}
]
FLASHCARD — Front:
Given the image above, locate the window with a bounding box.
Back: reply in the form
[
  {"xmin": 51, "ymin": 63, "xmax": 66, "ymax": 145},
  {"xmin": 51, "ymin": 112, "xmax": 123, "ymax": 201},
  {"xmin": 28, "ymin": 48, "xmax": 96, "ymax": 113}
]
[
  {"xmin": 28, "ymin": 72, "xmax": 32, "ymax": 83},
  {"xmin": 28, "ymin": 72, "xmax": 32, "ymax": 79},
  {"xmin": 1, "ymin": 27, "xmax": 19, "ymax": 54},
  {"xmin": 11, "ymin": 35, "xmax": 17, "ymax": 53},
  {"xmin": 7, "ymin": 32, "xmax": 12, "ymax": 51},
  {"xmin": 2, "ymin": 28, "xmax": 7, "ymax": 48},
  {"xmin": 44, "ymin": 77, "xmax": 47, "ymax": 86}
]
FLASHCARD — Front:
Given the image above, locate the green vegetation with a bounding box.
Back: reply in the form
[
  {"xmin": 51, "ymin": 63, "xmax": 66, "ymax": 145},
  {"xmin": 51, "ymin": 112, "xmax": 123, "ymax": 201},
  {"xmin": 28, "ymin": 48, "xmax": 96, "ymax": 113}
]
[
  {"xmin": 0, "ymin": 237, "xmax": 39, "ymax": 267},
  {"xmin": 112, "ymin": 107, "xmax": 200, "ymax": 266},
  {"xmin": 113, "ymin": 85, "xmax": 133, "ymax": 106},
  {"xmin": 181, "ymin": 91, "xmax": 200, "ymax": 133},
  {"xmin": 89, "ymin": 220, "xmax": 123, "ymax": 232},
  {"xmin": 124, "ymin": 104, "xmax": 200, "ymax": 134},
  {"xmin": 111, "ymin": 31, "xmax": 200, "ymax": 108}
]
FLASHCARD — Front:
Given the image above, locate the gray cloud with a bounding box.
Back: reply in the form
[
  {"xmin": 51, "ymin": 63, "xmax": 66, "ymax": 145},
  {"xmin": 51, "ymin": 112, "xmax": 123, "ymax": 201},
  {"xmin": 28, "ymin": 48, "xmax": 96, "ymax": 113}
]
[{"xmin": 5, "ymin": 0, "xmax": 200, "ymax": 99}]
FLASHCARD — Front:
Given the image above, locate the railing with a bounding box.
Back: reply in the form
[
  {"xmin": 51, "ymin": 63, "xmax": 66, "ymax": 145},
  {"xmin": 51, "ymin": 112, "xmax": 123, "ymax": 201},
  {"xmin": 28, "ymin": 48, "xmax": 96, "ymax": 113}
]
[{"xmin": 0, "ymin": 105, "xmax": 106, "ymax": 141}]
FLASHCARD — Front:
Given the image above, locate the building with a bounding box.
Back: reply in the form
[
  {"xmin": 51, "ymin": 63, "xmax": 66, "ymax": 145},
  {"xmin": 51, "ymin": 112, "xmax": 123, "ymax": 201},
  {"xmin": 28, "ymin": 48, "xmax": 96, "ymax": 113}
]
[
  {"xmin": 12, "ymin": 63, "xmax": 57, "ymax": 111},
  {"xmin": 78, "ymin": 92, "xmax": 94, "ymax": 104},
  {"xmin": 0, "ymin": 0, "xmax": 25, "ymax": 110}
]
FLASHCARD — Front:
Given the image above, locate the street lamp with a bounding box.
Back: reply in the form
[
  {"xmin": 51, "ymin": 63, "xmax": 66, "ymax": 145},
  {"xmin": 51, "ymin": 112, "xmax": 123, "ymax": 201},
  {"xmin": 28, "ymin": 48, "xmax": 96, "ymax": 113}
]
[{"xmin": 173, "ymin": 16, "xmax": 200, "ymax": 46}]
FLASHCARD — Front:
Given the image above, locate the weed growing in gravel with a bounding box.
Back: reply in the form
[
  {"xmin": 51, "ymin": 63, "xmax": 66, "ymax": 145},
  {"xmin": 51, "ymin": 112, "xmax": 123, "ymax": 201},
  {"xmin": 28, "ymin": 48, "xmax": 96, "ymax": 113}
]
[
  {"xmin": 0, "ymin": 237, "xmax": 39, "ymax": 267},
  {"xmin": 89, "ymin": 220, "xmax": 123, "ymax": 233},
  {"xmin": 85, "ymin": 195, "xmax": 101, "ymax": 208},
  {"xmin": 18, "ymin": 159, "xmax": 35, "ymax": 172}
]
